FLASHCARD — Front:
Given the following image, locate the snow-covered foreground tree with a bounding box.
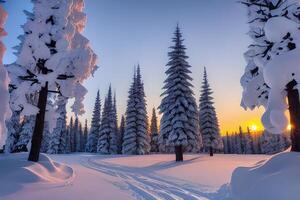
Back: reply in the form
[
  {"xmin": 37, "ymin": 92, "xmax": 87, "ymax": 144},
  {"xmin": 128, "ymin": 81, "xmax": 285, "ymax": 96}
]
[
  {"xmin": 0, "ymin": 3, "xmax": 11, "ymax": 149},
  {"xmin": 8, "ymin": 0, "xmax": 97, "ymax": 161},
  {"xmin": 150, "ymin": 108, "xmax": 159, "ymax": 152},
  {"xmin": 241, "ymin": 0, "xmax": 300, "ymax": 151},
  {"xmin": 86, "ymin": 90, "xmax": 101, "ymax": 152},
  {"xmin": 97, "ymin": 86, "xmax": 118, "ymax": 154},
  {"xmin": 159, "ymin": 25, "xmax": 201, "ymax": 161},
  {"xmin": 123, "ymin": 66, "xmax": 150, "ymax": 155},
  {"xmin": 199, "ymin": 68, "xmax": 222, "ymax": 156}
]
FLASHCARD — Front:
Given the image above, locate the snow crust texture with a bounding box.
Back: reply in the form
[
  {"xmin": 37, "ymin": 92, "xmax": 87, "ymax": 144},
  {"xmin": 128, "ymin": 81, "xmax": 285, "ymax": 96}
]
[
  {"xmin": 0, "ymin": 153, "xmax": 73, "ymax": 198},
  {"xmin": 230, "ymin": 152, "xmax": 300, "ymax": 200}
]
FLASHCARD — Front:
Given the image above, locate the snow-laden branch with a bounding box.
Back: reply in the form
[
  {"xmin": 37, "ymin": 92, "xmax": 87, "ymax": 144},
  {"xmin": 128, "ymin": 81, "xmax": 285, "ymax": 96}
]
[
  {"xmin": 241, "ymin": 0, "xmax": 300, "ymax": 133},
  {"xmin": 9, "ymin": 0, "xmax": 98, "ymax": 128}
]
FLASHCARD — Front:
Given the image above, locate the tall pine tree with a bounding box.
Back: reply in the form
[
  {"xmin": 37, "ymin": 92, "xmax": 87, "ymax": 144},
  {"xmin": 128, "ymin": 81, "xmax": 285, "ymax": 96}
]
[
  {"xmin": 159, "ymin": 25, "xmax": 201, "ymax": 161},
  {"xmin": 83, "ymin": 119, "xmax": 88, "ymax": 152},
  {"xmin": 86, "ymin": 90, "xmax": 101, "ymax": 152},
  {"xmin": 123, "ymin": 66, "xmax": 150, "ymax": 155},
  {"xmin": 69, "ymin": 117, "xmax": 74, "ymax": 152},
  {"xmin": 150, "ymin": 108, "xmax": 159, "ymax": 152},
  {"xmin": 97, "ymin": 86, "xmax": 118, "ymax": 154},
  {"xmin": 74, "ymin": 117, "xmax": 79, "ymax": 152},
  {"xmin": 118, "ymin": 115, "xmax": 125, "ymax": 154},
  {"xmin": 199, "ymin": 68, "xmax": 222, "ymax": 156}
]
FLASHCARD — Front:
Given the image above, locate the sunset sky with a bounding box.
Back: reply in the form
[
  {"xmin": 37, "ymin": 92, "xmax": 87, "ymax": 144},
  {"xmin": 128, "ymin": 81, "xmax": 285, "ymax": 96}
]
[{"xmin": 3, "ymin": 0, "xmax": 265, "ymax": 133}]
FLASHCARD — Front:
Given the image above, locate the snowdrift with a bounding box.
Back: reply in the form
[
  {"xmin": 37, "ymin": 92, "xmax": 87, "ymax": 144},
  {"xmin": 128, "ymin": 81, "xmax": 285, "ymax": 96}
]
[
  {"xmin": 230, "ymin": 152, "xmax": 300, "ymax": 200},
  {"xmin": 0, "ymin": 153, "xmax": 73, "ymax": 197}
]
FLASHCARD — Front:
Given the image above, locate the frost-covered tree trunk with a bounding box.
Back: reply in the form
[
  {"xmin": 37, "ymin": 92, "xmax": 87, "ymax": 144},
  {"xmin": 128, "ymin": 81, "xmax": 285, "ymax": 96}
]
[
  {"xmin": 159, "ymin": 25, "xmax": 201, "ymax": 161},
  {"xmin": 150, "ymin": 108, "xmax": 159, "ymax": 153},
  {"xmin": 28, "ymin": 83, "xmax": 48, "ymax": 160},
  {"xmin": 86, "ymin": 90, "xmax": 101, "ymax": 152},
  {"xmin": 199, "ymin": 68, "xmax": 222, "ymax": 156},
  {"xmin": 286, "ymin": 81, "xmax": 300, "ymax": 151},
  {"xmin": 8, "ymin": 0, "xmax": 97, "ymax": 162},
  {"xmin": 123, "ymin": 66, "xmax": 150, "ymax": 155}
]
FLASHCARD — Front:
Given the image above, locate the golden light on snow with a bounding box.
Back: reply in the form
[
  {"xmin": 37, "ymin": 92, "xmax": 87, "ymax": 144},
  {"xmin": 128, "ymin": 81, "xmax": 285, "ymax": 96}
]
[{"xmin": 287, "ymin": 124, "xmax": 292, "ymax": 131}]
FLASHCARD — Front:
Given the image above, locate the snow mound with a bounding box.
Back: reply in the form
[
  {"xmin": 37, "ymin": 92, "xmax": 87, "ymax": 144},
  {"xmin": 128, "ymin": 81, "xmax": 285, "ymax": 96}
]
[
  {"xmin": 230, "ymin": 152, "xmax": 300, "ymax": 200},
  {"xmin": 0, "ymin": 153, "xmax": 74, "ymax": 197}
]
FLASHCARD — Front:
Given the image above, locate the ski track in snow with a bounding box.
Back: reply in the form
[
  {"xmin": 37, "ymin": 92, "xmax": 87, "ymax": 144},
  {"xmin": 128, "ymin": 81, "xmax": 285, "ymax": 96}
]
[{"xmin": 79, "ymin": 155, "xmax": 227, "ymax": 200}]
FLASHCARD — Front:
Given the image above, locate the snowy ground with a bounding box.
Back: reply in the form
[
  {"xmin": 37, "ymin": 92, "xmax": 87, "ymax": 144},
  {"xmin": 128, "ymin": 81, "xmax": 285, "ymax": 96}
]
[{"xmin": 0, "ymin": 153, "xmax": 270, "ymax": 200}]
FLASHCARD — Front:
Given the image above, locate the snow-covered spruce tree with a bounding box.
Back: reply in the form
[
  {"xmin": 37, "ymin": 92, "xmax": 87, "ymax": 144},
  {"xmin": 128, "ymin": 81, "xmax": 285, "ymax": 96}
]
[
  {"xmin": 86, "ymin": 90, "xmax": 101, "ymax": 152},
  {"xmin": 199, "ymin": 68, "xmax": 222, "ymax": 156},
  {"xmin": 244, "ymin": 127, "xmax": 253, "ymax": 154},
  {"xmin": 82, "ymin": 119, "xmax": 88, "ymax": 151},
  {"xmin": 234, "ymin": 132, "xmax": 242, "ymax": 154},
  {"xmin": 118, "ymin": 115, "xmax": 125, "ymax": 154},
  {"xmin": 123, "ymin": 66, "xmax": 150, "ymax": 155},
  {"xmin": 150, "ymin": 108, "xmax": 159, "ymax": 152},
  {"xmin": 159, "ymin": 26, "xmax": 201, "ymax": 161},
  {"xmin": 12, "ymin": 92, "xmax": 38, "ymax": 152},
  {"xmin": 65, "ymin": 129, "xmax": 71, "ymax": 153},
  {"xmin": 5, "ymin": 110, "xmax": 21, "ymax": 153},
  {"xmin": 223, "ymin": 132, "xmax": 229, "ymax": 154},
  {"xmin": 47, "ymin": 96, "xmax": 67, "ymax": 154},
  {"xmin": 0, "ymin": 3, "xmax": 11, "ymax": 149},
  {"xmin": 40, "ymin": 121, "xmax": 50, "ymax": 153},
  {"xmin": 78, "ymin": 122, "xmax": 83, "ymax": 151},
  {"xmin": 69, "ymin": 116, "xmax": 74, "ymax": 152},
  {"xmin": 74, "ymin": 117, "xmax": 79, "ymax": 152},
  {"xmin": 97, "ymin": 86, "xmax": 118, "ymax": 154},
  {"xmin": 241, "ymin": 0, "xmax": 300, "ymax": 151},
  {"xmin": 111, "ymin": 92, "xmax": 119, "ymax": 150},
  {"xmin": 8, "ymin": 0, "xmax": 97, "ymax": 162},
  {"xmin": 14, "ymin": 115, "xmax": 35, "ymax": 152}
]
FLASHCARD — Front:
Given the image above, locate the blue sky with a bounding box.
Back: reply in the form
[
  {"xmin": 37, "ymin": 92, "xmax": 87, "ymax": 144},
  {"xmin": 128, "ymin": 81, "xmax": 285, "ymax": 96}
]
[{"xmin": 3, "ymin": 0, "xmax": 264, "ymax": 132}]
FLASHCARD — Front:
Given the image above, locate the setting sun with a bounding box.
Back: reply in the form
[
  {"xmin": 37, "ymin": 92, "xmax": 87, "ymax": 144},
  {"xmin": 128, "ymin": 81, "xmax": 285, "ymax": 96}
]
[
  {"xmin": 287, "ymin": 124, "xmax": 292, "ymax": 131},
  {"xmin": 250, "ymin": 124, "xmax": 258, "ymax": 132}
]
